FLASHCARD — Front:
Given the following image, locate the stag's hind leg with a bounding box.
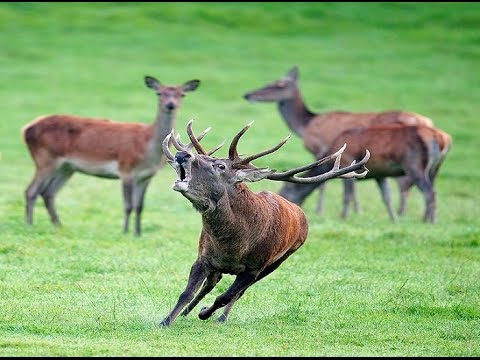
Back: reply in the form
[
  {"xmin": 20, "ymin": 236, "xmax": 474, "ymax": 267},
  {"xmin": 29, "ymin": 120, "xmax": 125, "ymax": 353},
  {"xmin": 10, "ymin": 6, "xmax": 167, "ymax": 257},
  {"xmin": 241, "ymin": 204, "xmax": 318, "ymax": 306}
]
[
  {"xmin": 198, "ymin": 271, "xmax": 257, "ymax": 321},
  {"xmin": 215, "ymin": 250, "xmax": 296, "ymax": 323}
]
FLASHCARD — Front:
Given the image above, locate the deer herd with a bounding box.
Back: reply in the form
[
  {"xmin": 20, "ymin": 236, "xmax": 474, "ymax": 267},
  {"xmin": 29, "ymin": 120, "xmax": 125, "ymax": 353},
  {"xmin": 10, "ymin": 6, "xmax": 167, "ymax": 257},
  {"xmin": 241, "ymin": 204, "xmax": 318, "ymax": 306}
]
[{"xmin": 21, "ymin": 67, "xmax": 451, "ymax": 326}]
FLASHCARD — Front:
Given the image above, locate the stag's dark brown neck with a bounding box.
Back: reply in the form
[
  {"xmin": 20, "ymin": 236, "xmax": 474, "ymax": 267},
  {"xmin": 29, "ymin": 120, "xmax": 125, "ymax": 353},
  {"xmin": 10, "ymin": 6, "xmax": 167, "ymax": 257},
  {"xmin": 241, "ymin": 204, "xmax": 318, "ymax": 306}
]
[
  {"xmin": 201, "ymin": 183, "xmax": 266, "ymax": 242},
  {"xmin": 152, "ymin": 106, "xmax": 176, "ymax": 155},
  {"xmin": 278, "ymin": 88, "xmax": 315, "ymax": 137}
]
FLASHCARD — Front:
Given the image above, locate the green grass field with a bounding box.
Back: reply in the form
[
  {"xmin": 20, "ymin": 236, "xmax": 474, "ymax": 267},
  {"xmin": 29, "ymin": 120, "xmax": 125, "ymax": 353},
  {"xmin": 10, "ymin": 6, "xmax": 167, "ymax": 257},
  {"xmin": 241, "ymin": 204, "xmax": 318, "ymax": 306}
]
[{"xmin": 1, "ymin": 2, "xmax": 479, "ymax": 356}]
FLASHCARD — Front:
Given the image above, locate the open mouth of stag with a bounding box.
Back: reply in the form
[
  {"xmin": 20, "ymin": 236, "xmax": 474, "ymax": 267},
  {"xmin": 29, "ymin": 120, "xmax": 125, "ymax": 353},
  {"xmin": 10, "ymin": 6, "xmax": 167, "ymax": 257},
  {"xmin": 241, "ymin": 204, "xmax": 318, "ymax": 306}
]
[{"xmin": 173, "ymin": 162, "xmax": 191, "ymax": 192}]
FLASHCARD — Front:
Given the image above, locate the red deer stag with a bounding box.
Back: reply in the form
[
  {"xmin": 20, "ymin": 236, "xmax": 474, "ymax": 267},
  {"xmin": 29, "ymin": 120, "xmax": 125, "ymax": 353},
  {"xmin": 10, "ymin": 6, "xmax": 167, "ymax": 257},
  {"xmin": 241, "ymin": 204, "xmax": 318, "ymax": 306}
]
[
  {"xmin": 244, "ymin": 66, "xmax": 435, "ymax": 219},
  {"xmin": 22, "ymin": 76, "xmax": 200, "ymax": 236},
  {"xmin": 279, "ymin": 123, "xmax": 451, "ymax": 223},
  {"xmin": 158, "ymin": 120, "xmax": 370, "ymax": 326}
]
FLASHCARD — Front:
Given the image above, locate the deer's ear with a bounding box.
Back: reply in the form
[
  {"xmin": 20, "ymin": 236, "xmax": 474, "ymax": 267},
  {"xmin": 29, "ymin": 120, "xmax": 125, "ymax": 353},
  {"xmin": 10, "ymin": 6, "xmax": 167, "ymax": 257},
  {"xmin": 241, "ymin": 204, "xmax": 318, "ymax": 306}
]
[
  {"xmin": 145, "ymin": 76, "xmax": 161, "ymax": 90},
  {"xmin": 286, "ymin": 66, "xmax": 299, "ymax": 81},
  {"xmin": 182, "ymin": 79, "xmax": 200, "ymax": 92},
  {"xmin": 232, "ymin": 168, "xmax": 274, "ymax": 183}
]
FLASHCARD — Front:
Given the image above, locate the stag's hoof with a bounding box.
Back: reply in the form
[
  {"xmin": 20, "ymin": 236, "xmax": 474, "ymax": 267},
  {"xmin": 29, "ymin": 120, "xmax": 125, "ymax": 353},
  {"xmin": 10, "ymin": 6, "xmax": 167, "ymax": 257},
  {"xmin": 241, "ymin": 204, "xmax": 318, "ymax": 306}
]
[
  {"xmin": 159, "ymin": 318, "xmax": 170, "ymax": 328},
  {"xmin": 198, "ymin": 306, "xmax": 214, "ymax": 320},
  {"xmin": 216, "ymin": 314, "xmax": 228, "ymax": 323}
]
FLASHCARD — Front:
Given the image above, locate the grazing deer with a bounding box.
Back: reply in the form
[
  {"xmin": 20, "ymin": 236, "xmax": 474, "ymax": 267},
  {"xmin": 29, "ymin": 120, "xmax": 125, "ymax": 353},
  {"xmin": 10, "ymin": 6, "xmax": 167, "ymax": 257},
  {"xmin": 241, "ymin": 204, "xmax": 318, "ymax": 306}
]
[
  {"xmin": 158, "ymin": 120, "xmax": 370, "ymax": 326},
  {"xmin": 244, "ymin": 65, "xmax": 435, "ymax": 218},
  {"xmin": 280, "ymin": 123, "xmax": 452, "ymax": 223},
  {"xmin": 22, "ymin": 76, "xmax": 200, "ymax": 236}
]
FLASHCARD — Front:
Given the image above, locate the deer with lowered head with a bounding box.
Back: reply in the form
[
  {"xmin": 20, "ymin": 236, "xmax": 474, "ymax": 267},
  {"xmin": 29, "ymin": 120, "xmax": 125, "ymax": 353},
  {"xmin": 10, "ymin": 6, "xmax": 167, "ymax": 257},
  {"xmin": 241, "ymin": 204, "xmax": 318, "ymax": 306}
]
[
  {"xmin": 158, "ymin": 120, "xmax": 370, "ymax": 326},
  {"xmin": 244, "ymin": 66, "xmax": 436, "ymax": 219},
  {"xmin": 279, "ymin": 123, "xmax": 451, "ymax": 223},
  {"xmin": 22, "ymin": 75, "xmax": 200, "ymax": 236}
]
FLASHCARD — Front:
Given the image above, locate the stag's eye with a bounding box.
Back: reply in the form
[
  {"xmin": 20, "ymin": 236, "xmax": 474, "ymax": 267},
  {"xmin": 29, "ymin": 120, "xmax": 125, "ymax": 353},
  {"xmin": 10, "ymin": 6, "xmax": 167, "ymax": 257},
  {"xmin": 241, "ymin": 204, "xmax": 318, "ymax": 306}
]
[{"xmin": 213, "ymin": 163, "xmax": 226, "ymax": 171}]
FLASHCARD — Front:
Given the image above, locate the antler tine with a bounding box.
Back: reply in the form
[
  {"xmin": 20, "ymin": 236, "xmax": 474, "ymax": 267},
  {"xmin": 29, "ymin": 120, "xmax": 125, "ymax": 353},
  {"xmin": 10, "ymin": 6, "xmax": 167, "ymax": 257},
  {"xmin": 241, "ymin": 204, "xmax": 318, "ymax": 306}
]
[
  {"xmin": 238, "ymin": 134, "xmax": 291, "ymax": 166},
  {"xmin": 267, "ymin": 145, "xmax": 370, "ymax": 184},
  {"xmin": 186, "ymin": 119, "xmax": 209, "ymax": 155},
  {"xmin": 228, "ymin": 121, "xmax": 254, "ymax": 160},
  {"xmin": 172, "ymin": 133, "xmax": 185, "ymax": 151},
  {"xmin": 207, "ymin": 140, "xmax": 226, "ymax": 156},
  {"xmin": 162, "ymin": 131, "xmax": 175, "ymax": 161}
]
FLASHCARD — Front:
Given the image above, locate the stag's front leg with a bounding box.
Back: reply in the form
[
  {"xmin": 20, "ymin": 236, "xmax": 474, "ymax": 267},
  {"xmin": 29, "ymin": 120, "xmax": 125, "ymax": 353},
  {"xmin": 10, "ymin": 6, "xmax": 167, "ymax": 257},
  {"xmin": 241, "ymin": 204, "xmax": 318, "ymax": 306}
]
[
  {"xmin": 160, "ymin": 260, "xmax": 210, "ymax": 327},
  {"xmin": 198, "ymin": 271, "xmax": 257, "ymax": 321},
  {"xmin": 181, "ymin": 271, "xmax": 222, "ymax": 317}
]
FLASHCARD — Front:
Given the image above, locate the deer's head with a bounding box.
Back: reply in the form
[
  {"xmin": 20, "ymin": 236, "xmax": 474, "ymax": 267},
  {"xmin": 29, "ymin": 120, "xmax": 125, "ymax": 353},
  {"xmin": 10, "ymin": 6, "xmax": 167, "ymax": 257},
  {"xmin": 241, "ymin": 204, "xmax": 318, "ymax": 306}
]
[
  {"xmin": 145, "ymin": 76, "xmax": 200, "ymax": 113},
  {"xmin": 244, "ymin": 66, "xmax": 299, "ymax": 102},
  {"xmin": 163, "ymin": 121, "xmax": 370, "ymax": 212}
]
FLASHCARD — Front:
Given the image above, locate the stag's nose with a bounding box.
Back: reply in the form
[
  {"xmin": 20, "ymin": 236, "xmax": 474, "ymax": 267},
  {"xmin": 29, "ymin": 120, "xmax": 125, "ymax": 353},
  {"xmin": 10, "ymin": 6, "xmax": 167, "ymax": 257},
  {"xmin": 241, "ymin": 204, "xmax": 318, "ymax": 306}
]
[
  {"xmin": 175, "ymin": 151, "xmax": 191, "ymax": 165},
  {"xmin": 243, "ymin": 93, "xmax": 251, "ymax": 100},
  {"xmin": 166, "ymin": 102, "xmax": 176, "ymax": 111}
]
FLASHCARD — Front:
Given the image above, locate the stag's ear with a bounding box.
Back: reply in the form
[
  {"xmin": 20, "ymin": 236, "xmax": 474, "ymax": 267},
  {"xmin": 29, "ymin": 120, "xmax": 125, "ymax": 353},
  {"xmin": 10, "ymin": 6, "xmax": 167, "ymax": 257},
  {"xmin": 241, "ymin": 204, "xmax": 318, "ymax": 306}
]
[
  {"xmin": 232, "ymin": 168, "xmax": 274, "ymax": 183},
  {"xmin": 182, "ymin": 79, "xmax": 200, "ymax": 92},
  {"xmin": 145, "ymin": 76, "xmax": 161, "ymax": 90},
  {"xmin": 286, "ymin": 66, "xmax": 299, "ymax": 81}
]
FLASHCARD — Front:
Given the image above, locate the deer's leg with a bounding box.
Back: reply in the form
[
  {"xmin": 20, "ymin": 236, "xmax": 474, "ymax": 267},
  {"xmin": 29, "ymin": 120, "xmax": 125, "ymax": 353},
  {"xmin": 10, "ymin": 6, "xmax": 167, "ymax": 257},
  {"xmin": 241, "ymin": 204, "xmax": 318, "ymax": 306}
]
[
  {"xmin": 132, "ymin": 178, "xmax": 151, "ymax": 236},
  {"xmin": 376, "ymin": 178, "xmax": 397, "ymax": 222},
  {"xmin": 181, "ymin": 271, "xmax": 222, "ymax": 317},
  {"xmin": 122, "ymin": 179, "xmax": 133, "ymax": 234},
  {"xmin": 315, "ymin": 182, "xmax": 326, "ymax": 214},
  {"xmin": 25, "ymin": 165, "xmax": 56, "ymax": 225},
  {"xmin": 397, "ymin": 176, "xmax": 414, "ymax": 216},
  {"xmin": 198, "ymin": 271, "xmax": 257, "ymax": 321},
  {"xmin": 352, "ymin": 180, "xmax": 360, "ymax": 213},
  {"xmin": 160, "ymin": 260, "xmax": 210, "ymax": 327},
  {"xmin": 217, "ymin": 250, "xmax": 295, "ymax": 323},
  {"xmin": 40, "ymin": 166, "xmax": 74, "ymax": 226},
  {"xmin": 414, "ymin": 178, "xmax": 436, "ymax": 223},
  {"xmin": 341, "ymin": 179, "xmax": 355, "ymax": 219}
]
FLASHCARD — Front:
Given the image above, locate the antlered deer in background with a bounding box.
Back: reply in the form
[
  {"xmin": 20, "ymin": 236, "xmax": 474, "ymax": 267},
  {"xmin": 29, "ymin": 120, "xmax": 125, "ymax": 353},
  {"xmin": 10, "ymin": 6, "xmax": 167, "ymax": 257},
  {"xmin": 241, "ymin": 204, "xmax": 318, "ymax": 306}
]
[
  {"xmin": 244, "ymin": 66, "xmax": 436, "ymax": 219},
  {"xmin": 158, "ymin": 120, "xmax": 370, "ymax": 326},
  {"xmin": 280, "ymin": 123, "xmax": 451, "ymax": 223},
  {"xmin": 23, "ymin": 75, "xmax": 200, "ymax": 236}
]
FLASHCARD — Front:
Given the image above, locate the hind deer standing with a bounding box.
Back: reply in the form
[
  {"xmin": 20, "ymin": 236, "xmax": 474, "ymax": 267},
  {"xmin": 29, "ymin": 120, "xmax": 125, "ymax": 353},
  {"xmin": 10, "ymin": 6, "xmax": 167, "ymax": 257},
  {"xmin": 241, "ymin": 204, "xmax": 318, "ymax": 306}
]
[
  {"xmin": 244, "ymin": 66, "xmax": 436, "ymax": 219},
  {"xmin": 23, "ymin": 76, "xmax": 200, "ymax": 236},
  {"xmin": 159, "ymin": 120, "xmax": 370, "ymax": 326},
  {"xmin": 280, "ymin": 123, "xmax": 451, "ymax": 223}
]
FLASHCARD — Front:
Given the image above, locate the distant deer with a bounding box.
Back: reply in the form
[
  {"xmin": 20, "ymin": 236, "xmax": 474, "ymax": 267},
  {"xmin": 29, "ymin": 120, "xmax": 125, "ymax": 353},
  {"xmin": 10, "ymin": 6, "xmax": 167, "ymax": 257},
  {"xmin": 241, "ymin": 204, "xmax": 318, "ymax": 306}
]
[
  {"xmin": 158, "ymin": 120, "xmax": 370, "ymax": 326},
  {"xmin": 22, "ymin": 76, "xmax": 200, "ymax": 236},
  {"xmin": 280, "ymin": 123, "xmax": 451, "ymax": 223},
  {"xmin": 244, "ymin": 66, "xmax": 435, "ymax": 219}
]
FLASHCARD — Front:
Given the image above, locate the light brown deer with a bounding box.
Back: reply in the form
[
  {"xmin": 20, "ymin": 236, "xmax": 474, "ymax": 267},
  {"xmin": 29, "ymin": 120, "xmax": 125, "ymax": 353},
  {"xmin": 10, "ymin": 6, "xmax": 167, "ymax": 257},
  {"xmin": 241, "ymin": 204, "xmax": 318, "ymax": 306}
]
[
  {"xmin": 279, "ymin": 123, "xmax": 452, "ymax": 223},
  {"xmin": 22, "ymin": 76, "xmax": 200, "ymax": 236},
  {"xmin": 244, "ymin": 66, "xmax": 435, "ymax": 219},
  {"xmin": 158, "ymin": 120, "xmax": 370, "ymax": 326}
]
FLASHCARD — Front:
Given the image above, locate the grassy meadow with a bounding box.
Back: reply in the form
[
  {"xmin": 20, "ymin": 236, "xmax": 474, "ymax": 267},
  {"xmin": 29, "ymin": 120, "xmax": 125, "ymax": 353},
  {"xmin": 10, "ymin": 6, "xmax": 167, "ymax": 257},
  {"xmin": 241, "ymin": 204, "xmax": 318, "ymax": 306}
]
[{"xmin": 1, "ymin": 2, "xmax": 479, "ymax": 356}]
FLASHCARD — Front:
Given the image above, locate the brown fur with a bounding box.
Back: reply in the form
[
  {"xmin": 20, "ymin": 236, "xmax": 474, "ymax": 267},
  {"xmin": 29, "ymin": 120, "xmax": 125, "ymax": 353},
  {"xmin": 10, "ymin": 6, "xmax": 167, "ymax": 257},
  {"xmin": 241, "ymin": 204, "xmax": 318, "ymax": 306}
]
[
  {"xmin": 22, "ymin": 76, "xmax": 200, "ymax": 235},
  {"xmin": 280, "ymin": 124, "xmax": 452, "ymax": 222}
]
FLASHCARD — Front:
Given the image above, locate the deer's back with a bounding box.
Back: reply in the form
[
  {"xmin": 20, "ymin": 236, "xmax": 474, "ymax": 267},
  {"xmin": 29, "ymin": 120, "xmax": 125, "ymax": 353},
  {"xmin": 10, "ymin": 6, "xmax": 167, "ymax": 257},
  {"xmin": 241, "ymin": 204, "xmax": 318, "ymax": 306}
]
[
  {"xmin": 23, "ymin": 114, "xmax": 152, "ymax": 161},
  {"xmin": 303, "ymin": 110, "xmax": 433, "ymax": 156}
]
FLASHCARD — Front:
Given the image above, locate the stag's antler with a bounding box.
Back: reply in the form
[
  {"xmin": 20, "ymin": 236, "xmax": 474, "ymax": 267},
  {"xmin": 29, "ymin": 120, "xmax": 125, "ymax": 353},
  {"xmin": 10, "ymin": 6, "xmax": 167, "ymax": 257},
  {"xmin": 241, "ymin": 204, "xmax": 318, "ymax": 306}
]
[
  {"xmin": 227, "ymin": 122, "xmax": 370, "ymax": 183},
  {"xmin": 228, "ymin": 121, "xmax": 291, "ymax": 168},
  {"xmin": 162, "ymin": 120, "xmax": 225, "ymax": 161},
  {"xmin": 267, "ymin": 144, "xmax": 370, "ymax": 183}
]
